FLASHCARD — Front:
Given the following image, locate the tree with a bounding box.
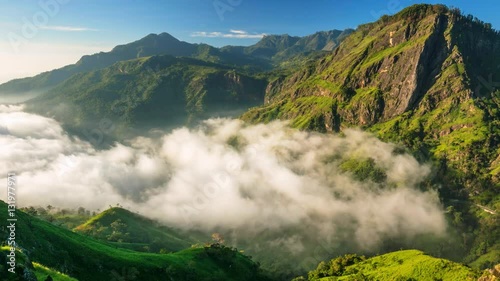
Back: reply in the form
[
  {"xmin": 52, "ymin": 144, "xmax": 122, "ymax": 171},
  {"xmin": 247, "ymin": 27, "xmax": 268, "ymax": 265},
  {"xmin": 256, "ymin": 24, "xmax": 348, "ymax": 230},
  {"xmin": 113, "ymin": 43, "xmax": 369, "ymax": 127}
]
[
  {"xmin": 77, "ymin": 207, "xmax": 86, "ymax": 215},
  {"xmin": 211, "ymin": 233, "xmax": 225, "ymax": 245}
]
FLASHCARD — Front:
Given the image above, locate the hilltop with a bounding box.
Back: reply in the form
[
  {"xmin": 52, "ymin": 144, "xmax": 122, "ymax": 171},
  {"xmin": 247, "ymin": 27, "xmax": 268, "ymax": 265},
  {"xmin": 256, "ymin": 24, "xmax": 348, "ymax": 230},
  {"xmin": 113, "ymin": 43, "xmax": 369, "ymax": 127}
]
[
  {"xmin": 74, "ymin": 207, "xmax": 194, "ymax": 253},
  {"xmin": 294, "ymin": 250, "xmax": 479, "ymax": 281}
]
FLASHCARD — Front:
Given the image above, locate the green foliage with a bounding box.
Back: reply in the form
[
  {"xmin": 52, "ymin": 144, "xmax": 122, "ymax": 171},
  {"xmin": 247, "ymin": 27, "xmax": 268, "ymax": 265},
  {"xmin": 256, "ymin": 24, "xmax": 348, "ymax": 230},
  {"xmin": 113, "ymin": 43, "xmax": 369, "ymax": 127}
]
[
  {"xmin": 0, "ymin": 201, "xmax": 271, "ymax": 281},
  {"xmin": 242, "ymin": 96, "xmax": 337, "ymax": 132},
  {"xmin": 27, "ymin": 55, "xmax": 268, "ymax": 143},
  {"xmin": 302, "ymin": 250, "xmax": 478, "ymax": 281},
  {"xmin": 74, "ymin": 207, "xmax": 193, "ymax": 253},
  {"xmin": 33, "ymin": 262, "xmax": 78, "ymax": 281},
  {"xmin": 307, "ymin": 254, "xmax": 366, "ymax": 280},
  {"xmin": 339, "ymin": 158, "xmax": 387, "ymax": 183},
  {"xmin": 242, "ymin": 3, "xmax": 500, "ymax": 271}
]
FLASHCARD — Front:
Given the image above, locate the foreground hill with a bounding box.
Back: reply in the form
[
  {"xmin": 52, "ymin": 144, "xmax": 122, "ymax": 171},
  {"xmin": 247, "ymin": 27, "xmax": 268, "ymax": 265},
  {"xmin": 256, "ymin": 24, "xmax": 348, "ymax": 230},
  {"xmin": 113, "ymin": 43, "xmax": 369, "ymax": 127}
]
[
  {"xmin": 74, "ymin": 207, "xmax": 194, "ymax": 253},
  {"xmin": 0, "ymin": 201, "xmax": 272, "ymax": 281},
  {"xmin": 294, "ymin": 250, "xmax": 479, "ymax": 281}
]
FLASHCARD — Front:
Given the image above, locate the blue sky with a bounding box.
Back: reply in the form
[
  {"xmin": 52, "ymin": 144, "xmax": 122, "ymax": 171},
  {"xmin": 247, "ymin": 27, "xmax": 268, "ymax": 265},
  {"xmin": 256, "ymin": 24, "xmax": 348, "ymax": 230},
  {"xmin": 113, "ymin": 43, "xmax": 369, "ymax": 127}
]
[{"xmin": 0, "ymin": 0, "xmax": 498, "ymax": 83}]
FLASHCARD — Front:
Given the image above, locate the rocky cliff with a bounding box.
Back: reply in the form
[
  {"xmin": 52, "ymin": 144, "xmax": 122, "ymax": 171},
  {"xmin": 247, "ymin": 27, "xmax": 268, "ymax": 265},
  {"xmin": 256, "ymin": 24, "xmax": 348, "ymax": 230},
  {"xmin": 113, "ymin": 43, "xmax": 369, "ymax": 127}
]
[{"xmin": 243, "ymin": 5, "xmax": 500, "ymax": 191}]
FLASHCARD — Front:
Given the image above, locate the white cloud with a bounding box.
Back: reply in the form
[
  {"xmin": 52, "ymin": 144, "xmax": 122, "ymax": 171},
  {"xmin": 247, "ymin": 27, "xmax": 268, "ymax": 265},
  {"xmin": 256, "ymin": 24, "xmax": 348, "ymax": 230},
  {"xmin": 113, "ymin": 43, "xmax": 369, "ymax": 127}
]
[
  {"xmin": 191, "ymin": 29, "xmax": 266, "ymax": 39},
  {"xmin": 0, "ymin": 105, "xmax": 452, "ymax": 269},
  {"xmin": 39, "ymin": 25, "xmax": 98, "ymax": 32},
  {"xmin": 0, "ymin": 107, "xmax": 448, "ymax": 268},
  {"xmin": 229, "ymin": 29, "xmax": 246, "ymax": 34}
]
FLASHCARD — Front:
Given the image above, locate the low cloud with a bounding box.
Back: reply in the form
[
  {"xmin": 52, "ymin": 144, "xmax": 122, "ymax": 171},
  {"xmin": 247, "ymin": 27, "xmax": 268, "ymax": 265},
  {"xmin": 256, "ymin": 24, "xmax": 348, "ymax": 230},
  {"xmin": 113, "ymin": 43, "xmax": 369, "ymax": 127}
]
[
  {"xmin": 0, "ymin": 106, "xmax": 448, "ymax": 271},
  {"xmin": 191, "ymin": 29, "xmax": 266, "ymax": 39}
]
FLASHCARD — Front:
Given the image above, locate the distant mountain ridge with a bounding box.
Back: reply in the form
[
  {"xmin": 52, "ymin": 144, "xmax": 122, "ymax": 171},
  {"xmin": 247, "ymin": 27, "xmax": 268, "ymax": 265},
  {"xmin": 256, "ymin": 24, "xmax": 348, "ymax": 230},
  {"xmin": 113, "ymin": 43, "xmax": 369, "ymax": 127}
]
[{"xmin": 0, "ymin": 29, "xmax": 352, "ymax": 100}]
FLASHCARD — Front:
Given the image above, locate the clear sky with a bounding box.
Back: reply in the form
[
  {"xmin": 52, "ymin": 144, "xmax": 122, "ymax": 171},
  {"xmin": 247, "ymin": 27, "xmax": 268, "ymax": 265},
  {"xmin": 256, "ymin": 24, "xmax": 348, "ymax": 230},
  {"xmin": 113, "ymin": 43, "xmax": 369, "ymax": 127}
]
[{"xmin": 0, "ymin": 0, "xmax": 498, "ymax": 84}]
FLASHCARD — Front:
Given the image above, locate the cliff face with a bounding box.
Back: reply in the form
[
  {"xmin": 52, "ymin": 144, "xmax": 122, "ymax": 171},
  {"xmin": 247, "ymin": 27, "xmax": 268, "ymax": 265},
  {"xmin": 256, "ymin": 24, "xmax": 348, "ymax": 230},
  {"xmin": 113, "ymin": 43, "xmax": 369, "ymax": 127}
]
[{"xmin": 242, "ymin": 5, "xmax": 500, "ymax": 187}]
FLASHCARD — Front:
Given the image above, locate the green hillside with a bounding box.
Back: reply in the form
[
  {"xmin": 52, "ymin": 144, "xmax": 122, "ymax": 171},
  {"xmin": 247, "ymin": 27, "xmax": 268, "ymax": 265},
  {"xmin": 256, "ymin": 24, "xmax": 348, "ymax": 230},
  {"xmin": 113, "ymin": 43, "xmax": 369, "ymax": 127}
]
[
  {"xmin": 242, "ymin": 4, "xmax": 500, "ymax": 187},
  {"xmin": 295, "ymin": 250, "xmax": 479, "ymax": 281},
  {"xmin": 241, "ymin": 4, "xmax": 500, "ymax": 268},
  {"xmin": 74, "ymin": 207, "xmax": 194, "ymax": 253},
  {"xmin": 25, "ymin": 55, "xmax": 268, "ymax": 143},
  {"xmin": 0, "ymin": 201, "xmax": 272, "ymax": 281}
]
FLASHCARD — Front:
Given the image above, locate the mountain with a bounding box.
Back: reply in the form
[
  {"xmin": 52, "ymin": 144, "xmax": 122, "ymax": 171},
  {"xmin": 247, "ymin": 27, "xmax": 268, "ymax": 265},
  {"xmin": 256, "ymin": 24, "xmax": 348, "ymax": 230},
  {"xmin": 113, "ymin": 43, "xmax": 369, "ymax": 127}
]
[
  {"xmin": 221, "ymin": 30, "xmax": 354, "ymax": 64},
  {"xmin": 0, "ymin": 30, "xmax": 352, "ymax": 102},
  {"xmin": 242, "ymin": 4, "xmax": 499, "ymax": 190},
  {"xmin": 74, "ymin": 207, "xmax": 194, "ymax": 253},
  {"xmin": 293, "ymin": 250, "xmax": 479, "ymax": 281},
  {"xmin": 25, "ymin": 55, "xmax": 268, "ymax": 142},
  {"xmin": 0, "ymin": 201, "xmax": 272, "ymax": 281},
  {"xmin": 272, "ymin": 29, "xmax": 354, "ymax": 62},
  {"xmin": 242, "ymin": 3, "xmax": 499, "ymax": 269},
  {"xmin": 0, "ymin": 33, "xmax": 197, "ymax": 97}
]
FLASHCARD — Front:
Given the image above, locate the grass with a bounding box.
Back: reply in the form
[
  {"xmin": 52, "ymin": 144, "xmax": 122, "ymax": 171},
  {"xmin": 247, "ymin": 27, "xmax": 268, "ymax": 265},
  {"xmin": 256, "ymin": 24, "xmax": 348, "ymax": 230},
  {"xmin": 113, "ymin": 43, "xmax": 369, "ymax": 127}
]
[
  {"xmin": 33, "ymin": 262, "xmax": 79, "ymax": 281},
  {"xmin": 304, "ymin": 250, "xmax": 479, "ymax": 281},
  {"xmin": 242, "ymin": 96, "xmax": 337, "ymax": 131},
  {"xmin": 74, "ymin": 207, "xmax": 194, "ymax": 253},
  {"xmin": 0, "ymin": 201, "xmax": 271, "ymax": 281}
]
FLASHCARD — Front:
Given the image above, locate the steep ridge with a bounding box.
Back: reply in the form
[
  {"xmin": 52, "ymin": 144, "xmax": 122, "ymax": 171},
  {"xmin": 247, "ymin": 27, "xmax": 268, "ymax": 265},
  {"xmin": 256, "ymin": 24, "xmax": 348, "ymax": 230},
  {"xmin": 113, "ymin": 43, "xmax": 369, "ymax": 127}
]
[
  {"xmin": 242, "ymin": 4, "xmax": 500, "ymax": 189},
  {"xmin": 242, "ymin": 5, "xmax": 500, "ymax": 269}
]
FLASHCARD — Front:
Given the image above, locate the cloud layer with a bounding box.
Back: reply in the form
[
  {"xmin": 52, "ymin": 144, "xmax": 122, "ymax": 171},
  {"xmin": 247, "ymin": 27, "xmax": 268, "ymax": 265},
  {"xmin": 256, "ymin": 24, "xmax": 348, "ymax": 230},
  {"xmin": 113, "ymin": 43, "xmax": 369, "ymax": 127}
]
[{"xmin": 0, "ymin": 105, "xmax": 447, "ymax": 270}]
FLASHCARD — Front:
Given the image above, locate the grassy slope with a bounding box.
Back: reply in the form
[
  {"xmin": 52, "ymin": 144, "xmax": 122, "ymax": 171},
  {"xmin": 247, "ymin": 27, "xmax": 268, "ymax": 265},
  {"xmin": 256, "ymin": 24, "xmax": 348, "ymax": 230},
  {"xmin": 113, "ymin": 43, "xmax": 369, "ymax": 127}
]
[
  {"xmin": 0, "ymin": 201, "xmax": 271, "ymax": 281},
  {"xmin": 33, "ymin": 262, "xmax": 79, "ymax": 281},
  {"xmin": 74, "ymin": 207, "xmax": 194, "ymax": 253},
  {"xmin": 306, "ymin": 250, "xmax": 479, "ymax": 281},
  {"xmin": 242, "ymin": 5, "xmax": 500, "ymax": 269}
]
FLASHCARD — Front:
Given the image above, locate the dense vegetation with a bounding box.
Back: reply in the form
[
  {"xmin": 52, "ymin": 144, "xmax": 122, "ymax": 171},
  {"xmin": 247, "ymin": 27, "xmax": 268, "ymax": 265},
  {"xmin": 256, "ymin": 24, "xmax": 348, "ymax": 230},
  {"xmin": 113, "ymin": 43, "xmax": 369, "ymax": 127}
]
[
  {"xmin": 242, "ymin": 4, "xmax": 500, "ymax": 270},
  {"xmin": 0, "ymin": 201, "xmax": 272, "ymax": 281},
  {"xmin": 25, "ymin": 55, "xmax": 268, "ymax": 144},
  {"xmin": 74, "ymin": 207, "xmax": 194, "ymax": 253},
  {"xmin": 293, "ymin": 250, "xmax": 479, "ymax": 281}
]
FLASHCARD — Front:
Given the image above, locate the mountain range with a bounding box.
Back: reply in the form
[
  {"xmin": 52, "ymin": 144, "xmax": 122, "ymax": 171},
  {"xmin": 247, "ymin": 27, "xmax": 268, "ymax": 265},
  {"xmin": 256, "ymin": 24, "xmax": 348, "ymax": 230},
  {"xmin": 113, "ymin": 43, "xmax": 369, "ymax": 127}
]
[{"xmin": 0, "ymin": 29, "xmax": 352, "ymax": 100}]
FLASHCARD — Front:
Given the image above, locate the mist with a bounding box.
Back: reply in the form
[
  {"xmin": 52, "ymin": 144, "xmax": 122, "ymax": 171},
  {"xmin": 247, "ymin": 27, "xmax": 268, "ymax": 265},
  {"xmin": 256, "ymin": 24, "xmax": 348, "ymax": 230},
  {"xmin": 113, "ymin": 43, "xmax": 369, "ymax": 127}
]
[
  {"xmin": 0, "ymin": 104, "xmax": 448, "ymax": 273},
  {"xmin": 0, "ymin": 90, "xmax": 47, "ymax": 104}
]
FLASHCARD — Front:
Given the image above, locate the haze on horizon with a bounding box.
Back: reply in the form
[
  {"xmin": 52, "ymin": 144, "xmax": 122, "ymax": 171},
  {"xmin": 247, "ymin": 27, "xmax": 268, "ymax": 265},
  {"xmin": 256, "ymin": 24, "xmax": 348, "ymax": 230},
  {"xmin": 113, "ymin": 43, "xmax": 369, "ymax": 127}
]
[{"xmin": 0, "ymin": 0, "xmax": 498, "ymax": 85}]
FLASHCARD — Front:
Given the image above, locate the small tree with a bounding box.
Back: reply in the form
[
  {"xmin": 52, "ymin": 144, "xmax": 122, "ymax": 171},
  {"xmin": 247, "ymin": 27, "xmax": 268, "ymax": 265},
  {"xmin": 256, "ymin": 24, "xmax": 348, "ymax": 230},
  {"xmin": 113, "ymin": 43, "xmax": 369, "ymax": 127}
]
[{"xmin": 211, "ymin": 233, "xmax": 225, "ymax": 245}]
